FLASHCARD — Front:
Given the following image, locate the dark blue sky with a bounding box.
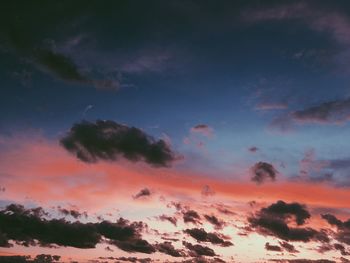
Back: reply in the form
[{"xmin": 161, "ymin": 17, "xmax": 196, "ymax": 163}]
[{"xmin": 2, "ymin": 0, "xmax": 350, "ymax": 182}]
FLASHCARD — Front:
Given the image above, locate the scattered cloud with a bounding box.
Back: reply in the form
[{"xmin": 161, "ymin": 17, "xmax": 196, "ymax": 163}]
[
  {"xmin": 184, "ymin": 228, "xmax": 232, "ymax": 247},
  {"xmin": 183, "ymin": 210, "xmax": 201, "ymax": 225},
  {"xmin": 60, "ymin": 120, "xmax": 179, "ymax": 167},
  {"xmin": 155, "ymin": 241, "xmax": 185, "ymax": 257},
  {"xmin": 251, "ymin": 162, "xmax": 278, "ymax": 184},
  {"xmin": 157, "ymin": 215, "xmax": 177, "ymax": 226},
  {"xmin": 0, "ymin": 254, "xmax": 61, "ymax": 263},
  {"xmin": 0, "ymin": 203, "xmax": 154, "ymax": 253},
  {"xmin": 190, "ymin": 124, "xmax": 214, "ymax": 138},
  {"xmin": 204, "ymin": 215, "xmax": 226, "ymax": 230},
  {"xmin": 248, "ymin": 146, "xmax": 259, "ymax": 153},
  {"xmin": 322, "ymin": 213, "xmax": 350, "ymax": 245},
  {"xmin": 248, "ymin": 200, "xmax": 329, "ymax": 243},
  {"xmin": 265, "ymin": 242, "xmax": 282, "ymax": 252},
  {"xmin": 133, "ymin": 188, "xmax": 152, "ymax": 199},
  {"xmin": 57, "ymin": 207, "xmax": 87, "ymax": 219},
  {"xmin": 182, "ymin": 241, "xmax": 216, "ymax": 257}
]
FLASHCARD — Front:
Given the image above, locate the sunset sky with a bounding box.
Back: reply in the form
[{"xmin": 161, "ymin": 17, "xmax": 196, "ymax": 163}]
[{"xmin": 1, "ymin": 1, "xmax": 350, "ymax": 262}]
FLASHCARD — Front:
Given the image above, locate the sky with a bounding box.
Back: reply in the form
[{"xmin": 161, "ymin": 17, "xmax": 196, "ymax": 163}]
[{"xmin": 1, "ymin": 1, "xmax": 350, "ymax": 262}]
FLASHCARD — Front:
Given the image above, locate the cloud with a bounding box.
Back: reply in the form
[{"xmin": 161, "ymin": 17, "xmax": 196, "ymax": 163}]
[
  {"xmin": 334, "ymin": 243, "xmax": 350, "ymax": 256},
  {"xmin": 322, "ymin": 213, "xmax": 350, "ymax": 245},
  {"xmin": 291, "ymin": 98, "xmax": 350, "ymax": 124},
  {"xmin": 271, "ymin": 259, "xmax": 336, "ymax": 263},
  {"xmin": 190, "ymin": 124, "xmax": 214, "ymax": 138},
  {"xmin": 157, "ymin": 215, "xmax": 177, "ymax": 226},
  {"xmin": 57, "ymin": 207, "xmax": 87, "ymax": 219},
  {"xmin": 251, "ymin": 162, "xmax": 278, "ymax": 184},
  {"xmin": 245, "ymin": 2, "xmax": 350, "ymax": 128},
  {"xmin": 203, "ymin": 215, "xmax": 226, "ymax": 230},
  {"xmin": 155, "ymin": 241, "xmax": 184, "ymax": 257},
  {"xmin": 109, "ymin": 238, "xmax": 155, "ymax": 254},
  {"xmin": 279, "ymin": 241, "xmax": 299, "ymax": 253},
  {"xmin": 265, "ymin": 242, "xmax": 282, "ymax": 252},
  {"xmin": 60, "ymin": 120, "xmax": 178, "ymax": 167},
  {"xmin": 184, "ymin": 228, "xmax": 232, "ymax": 247},
  {"xmin": 260, "ymin": 200, "xmax": 311, "ymax": 225},
  {"xmin": 101, "ymin": 256, "xmax": 152, "ymax": 263},
  {"xmin": 0, "ymin": 2, "xmax": 128, "ymax": 90},
  {"xmin": 0, "ymin": 203, "xmax": 155, "ymax": 254},
  {"xmin": 255, "ymin": 103, "xmax": 288, "ymax": 111},
  {"xmin": 248, "ymin": 200, "xmax": 329, "ymax": 243},
  {"xmin": 248, "ymin": 146, "xmax": 259, "ymax": 153},
  {"xmin": 133, "ymin": 188, "xmax": 151, "ymax": 199},
  {"xmin": 265, "ymin": 241, "xmax": 299, "ymax": 253},
  {"xmin": 182, "ymin": 241, "xmax": 216, "ymax": 257},
  {"xmin": 244, "ymin": 2, "xmax": 350, "ymax": 65},
  {"xmin": 0, "ymin": 254, "xmax": 61, "ymax": 263},
  {"xmin": 181, "ymin": 257, "xmax": 226, "ymax": 263},
  {"xmin": 272, "ymin": 98, "xmax": 350, "ymax": 129},
  {"xmin": 33, "ymin": 48, "xmax": 88, "ymax": 84},
  {"xmin": 183, "ymin": 210, "xmax": 201, "ymax": 225},
  {"xmin": 215, "ymin": 204, "xmax": 236, "ymax": 216}
]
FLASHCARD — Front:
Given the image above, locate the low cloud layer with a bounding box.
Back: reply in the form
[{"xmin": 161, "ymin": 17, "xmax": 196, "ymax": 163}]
[
  {"xmin": 248, "ymin": 200, "xmax": 329, "ymax": 243},
  {"xmin": 0, "ymin": 204, "xmax": 153, "ymax": 253}
]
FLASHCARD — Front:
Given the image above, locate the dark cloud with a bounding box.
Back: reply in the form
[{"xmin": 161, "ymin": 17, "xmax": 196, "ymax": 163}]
[
  {"xmin": 100, "ymin": 256, "xmax": 152, "ymax": 263},
  {"xmin": 155, "ymin": 241, "xmax": 184, "ymax": 257},
  {"xmin": 190, "ymin": 124, "xmax": 213, "ymax": 137},
  {"xmin": 271, "ymin": 98, "xmax": 350, "ymax": 130},
  {"xmin": 260, "ymin": 200, "xmax": 311, "ymax": 225},
  {"xmin": 251, "ymin": 162, "xmax": 278, "ymax": 184},
  {"xmin": 97, "ymin": 219, "xmax": 155, "ymax": 254},
  {"xmin": 248, "ymin": 200, "xmax": 329, "ymax": 243},
  {"xmin": 182, "ymin": 241, "xmax": 216, "ymax": 257},
  {"xmin": 0, "ymin": 1, "xmax": 123, "ymax": 89},
  {"xmin": 33, "ymin": 48, "xmax": 88, "ymax": 84},
  {"xmin": 265, "ymin": 242, "xmax": 282, "ymax": 252},
  {"xmin": 57, "ymin": 207, "xmax": 87, "ymax": 219},
  {"xmin": 322, "ymin": 213, "xmax": 350, "ymax": 245},
  {"xmin": 321, "ymin": 214, "xmax": 345, "ymax": 229},
  {"xmin": 183, "ymin": 210, "xmax": 201, "ymax": 225},
  {"xmin": 279, "ymin": 241, "xmax": 299, "ymax": 253},
  {"xmin": 110, "ymin": 239, "xmax": 155, "ymax": 254},
  {"xmin": 334, "ymin": 243, "xmax": 350, "ymax": 256},
  {"xmin": 60, "ymin": 120, "xmax": 178, "ymax": 167},
  {"xmin": 0, "ymin": 203, "xmax": 100, "ymax": 248},
  {"xmin": 0, "ymin": 203, "xmax": 155, "ymax": 254},
  {"xmin": 184, "ymin": 228, "xmax": 232, "ymax": 247},
  {"xmin": 271, "ymin": 260, "xmax": 336, "ymax": 263},
  {"xmin": 204, "ymin": 215, "xmax": 225, "ymax": 230},
  {"xmin": 0, "ymin": 254, "xmax": 61, "ymax": 263},
  {"xmin": 133, "ymin": 188, "xmax": 151, "ymax": 199},
  {"xmin": 292, "ymin": 98, "xmax": 350, "ymax": 124},
  {"xmin": 248, "ymin": 146, "xmax": 259, "ymax": 153},
  {"xmin": 157, "ymin": 214, "xmax": 177, "ymax": 226},
  {"xmin": 181, "ymin": 258, "xmax": 226, "ymax": 263},
  {"xmin": 168, "ymin": 201, "xmax": 185, "ymax": 211},
  {"xmin": 192, "ymin": 124, "xmax": 209, "ymax": 130}
]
